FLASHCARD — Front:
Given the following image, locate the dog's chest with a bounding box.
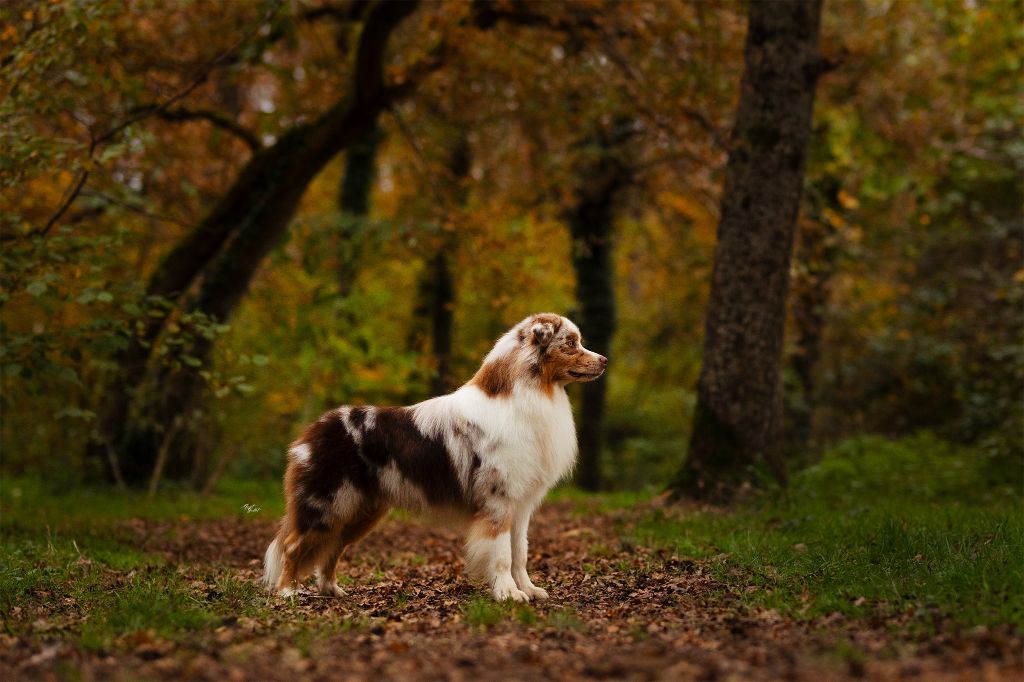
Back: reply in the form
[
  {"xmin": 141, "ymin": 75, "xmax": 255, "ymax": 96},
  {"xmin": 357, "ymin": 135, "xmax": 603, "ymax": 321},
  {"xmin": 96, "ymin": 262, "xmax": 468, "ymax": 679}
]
[{"xmin": 494, "ymin": 389, "xmax": 577, "ymax": 494}]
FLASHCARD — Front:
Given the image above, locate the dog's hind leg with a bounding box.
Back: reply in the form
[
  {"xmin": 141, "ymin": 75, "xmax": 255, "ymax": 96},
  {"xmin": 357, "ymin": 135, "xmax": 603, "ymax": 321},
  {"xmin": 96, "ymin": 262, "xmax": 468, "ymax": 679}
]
[
  {"xmin": 276, "ymin": 529, "xmax": 336, "ymax": 596},
  {"xmin": 315, "ymin": 504, "xmax": 388, "ymax": 597},
  {"xmin": 314, "ymin": 537, "xmax": 347, "ymax": 597}
]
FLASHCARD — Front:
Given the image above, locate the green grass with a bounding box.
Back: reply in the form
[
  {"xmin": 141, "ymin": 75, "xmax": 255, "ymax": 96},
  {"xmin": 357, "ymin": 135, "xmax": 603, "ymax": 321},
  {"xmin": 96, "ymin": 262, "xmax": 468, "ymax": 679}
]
[
  {"xmin": 0, "ymin": 532, "xmax": 215, "ymax": 650},
  {"xmin": 0, "ymin": 477, "xmax": 284, "ymax": 529},
  {"xmin": 549, "ymin": 486, "xmax": 656, "ymax": 513},
  {"xmin": 462, "ymin": 595, "xmax": 508, "ymax": 628},
  {"xmin": 460, "ymin": 594, "xmax": 578, "ymax": 631},
  {"xmin": 0, "ymin": 477, "xmax": 286, "ymax": 652},
  {"xmin": 625, "ymin": 432, "xmax": 1024, "ymax": 628}
]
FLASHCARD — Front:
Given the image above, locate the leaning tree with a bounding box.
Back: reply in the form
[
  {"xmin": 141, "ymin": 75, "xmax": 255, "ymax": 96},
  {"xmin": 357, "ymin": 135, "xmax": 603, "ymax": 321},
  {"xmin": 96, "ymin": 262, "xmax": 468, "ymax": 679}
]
[{"xmin": 91, "ymin": 1, "xmax": 423, "ymax": 484}]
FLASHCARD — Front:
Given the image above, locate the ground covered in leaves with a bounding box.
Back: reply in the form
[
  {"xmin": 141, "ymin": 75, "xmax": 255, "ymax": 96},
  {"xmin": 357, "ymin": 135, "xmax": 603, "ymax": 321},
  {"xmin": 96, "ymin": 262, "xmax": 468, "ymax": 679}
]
[{"xmin": 3, "ymin": 495, "xmax": 1021, "ymax": 681}]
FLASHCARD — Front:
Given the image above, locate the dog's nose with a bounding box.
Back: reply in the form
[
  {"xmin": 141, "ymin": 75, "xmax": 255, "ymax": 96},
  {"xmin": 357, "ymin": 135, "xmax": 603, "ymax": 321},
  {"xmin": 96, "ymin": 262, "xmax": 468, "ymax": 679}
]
[{"xmin": 598, "ymin": 355, "xmax": 608, "ymax": 367}]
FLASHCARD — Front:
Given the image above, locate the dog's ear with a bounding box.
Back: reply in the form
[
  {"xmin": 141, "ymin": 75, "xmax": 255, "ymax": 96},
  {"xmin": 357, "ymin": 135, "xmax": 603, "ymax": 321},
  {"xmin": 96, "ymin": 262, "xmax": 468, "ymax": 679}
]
[{"xmin": 531, "ymin": 321, "xmax": 555, "ymax": 347}]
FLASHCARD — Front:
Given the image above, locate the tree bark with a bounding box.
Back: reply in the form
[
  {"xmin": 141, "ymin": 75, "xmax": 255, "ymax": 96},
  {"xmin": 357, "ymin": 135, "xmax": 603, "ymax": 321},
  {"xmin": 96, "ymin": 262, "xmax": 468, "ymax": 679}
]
[
  {"xmin": 785, "ymin": 178, "xmax": 841, "ymax": 452},
  {"xmin": 568, "ymin": 137, "xmax": 630, "ymax": 492},
  {"xmin": 672, "ymin": 0, "xmax": 823, "ymax": 502},
  {"xmin": 338, "ymin": 122, "xmax": 383, "ymax": 299},
  {"xmin": 427, "ymin": 137, "xmax": 471, "ymax": 397},
  {"xmin": 409, "ymin": 136, "xmax": 469, "ymax": 397},
  {"xmin": 427, "ymin": 251, "xmax": 455, "ymax": 396},
  {"xmin": 102, "ymin": 0, "xmax": 419, "ymax": 484}
]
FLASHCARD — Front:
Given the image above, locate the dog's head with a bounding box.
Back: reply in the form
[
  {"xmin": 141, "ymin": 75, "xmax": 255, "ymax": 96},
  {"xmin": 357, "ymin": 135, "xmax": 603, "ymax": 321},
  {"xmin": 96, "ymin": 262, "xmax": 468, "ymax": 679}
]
[{"xmin": 471, "ymin": 313, "xmax": 608, "ymax": 396}]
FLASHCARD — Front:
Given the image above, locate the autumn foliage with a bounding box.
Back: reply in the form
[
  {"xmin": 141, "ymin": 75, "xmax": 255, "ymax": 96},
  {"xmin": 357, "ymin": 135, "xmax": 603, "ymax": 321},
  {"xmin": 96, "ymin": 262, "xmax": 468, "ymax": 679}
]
[{"xmin": 1, "ymin": 0, "xmax": 1020, "ymax": 492}]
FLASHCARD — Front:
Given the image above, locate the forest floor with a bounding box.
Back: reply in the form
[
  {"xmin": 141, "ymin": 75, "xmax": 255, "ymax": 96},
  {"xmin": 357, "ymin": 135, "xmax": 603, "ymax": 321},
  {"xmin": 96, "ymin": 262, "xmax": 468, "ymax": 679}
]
[
  {"xmin": 1, "ymin": 494, "xmax": 1021, "ymax": 678},
  {"xmin": 2, "ymin": 435, "xmax": 1022, "ymax": 681}
]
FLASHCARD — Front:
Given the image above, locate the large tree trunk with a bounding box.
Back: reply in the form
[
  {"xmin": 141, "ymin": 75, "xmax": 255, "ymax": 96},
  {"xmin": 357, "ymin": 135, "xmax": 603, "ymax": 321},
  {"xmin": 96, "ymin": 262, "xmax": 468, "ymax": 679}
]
[
  {"xmin": 100, "ymin": 0, "xmax": 419, "ymax": 485},
  {"xmin": 568, "ymin": 138, "xmax": 630, "ymax": 491},
  {"xmin": 671, "ymin": 0, "xmax": 823, "ymax": 502}
]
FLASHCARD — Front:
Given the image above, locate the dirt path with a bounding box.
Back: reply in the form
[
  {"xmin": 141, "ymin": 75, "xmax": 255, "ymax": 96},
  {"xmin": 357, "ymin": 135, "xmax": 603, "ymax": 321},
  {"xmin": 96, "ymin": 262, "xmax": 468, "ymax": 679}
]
[{"xmin": 4, "ymin": 503, "xmax": 1021, "ymax": 681}]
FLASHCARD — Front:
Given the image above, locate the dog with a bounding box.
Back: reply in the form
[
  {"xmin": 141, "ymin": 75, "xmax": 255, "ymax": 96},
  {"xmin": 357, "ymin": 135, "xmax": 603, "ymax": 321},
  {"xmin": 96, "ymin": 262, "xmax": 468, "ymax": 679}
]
[{"xmin": 262, "ymin": 312, "xmax": 608, "ymax": 602}]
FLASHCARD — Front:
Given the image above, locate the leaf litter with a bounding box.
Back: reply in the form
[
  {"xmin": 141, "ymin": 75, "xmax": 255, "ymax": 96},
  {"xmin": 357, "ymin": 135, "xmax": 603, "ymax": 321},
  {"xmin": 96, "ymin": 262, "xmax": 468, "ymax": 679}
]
[{"xmin": 2, "ymin": 502, "xmax": 1021, "ymax": 680}]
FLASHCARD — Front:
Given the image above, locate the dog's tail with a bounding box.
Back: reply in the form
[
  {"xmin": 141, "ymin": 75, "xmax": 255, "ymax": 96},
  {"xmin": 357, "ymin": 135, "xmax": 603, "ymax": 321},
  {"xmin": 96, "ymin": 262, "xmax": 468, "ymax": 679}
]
[{"xmin": 262, "ymin": 529, "xmax": 286, "ymax": 592}]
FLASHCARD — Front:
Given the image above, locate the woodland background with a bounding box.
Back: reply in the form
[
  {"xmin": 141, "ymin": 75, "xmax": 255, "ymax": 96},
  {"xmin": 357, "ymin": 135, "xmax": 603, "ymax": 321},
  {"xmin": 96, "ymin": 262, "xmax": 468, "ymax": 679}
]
[
  {"xmin": 2, "ymin": 0, "xmax": 1020, "ymax": 494},
  {"xmin": 1, "ymin": 1, "xmax": 1022, "ymax": 679}
]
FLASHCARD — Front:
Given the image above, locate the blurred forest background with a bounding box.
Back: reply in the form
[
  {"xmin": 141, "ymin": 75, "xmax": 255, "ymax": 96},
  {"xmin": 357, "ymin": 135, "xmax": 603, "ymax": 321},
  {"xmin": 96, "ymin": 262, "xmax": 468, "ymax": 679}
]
[{"xmin": 1, "ymin": 0, "xmax": 1021, "ymax": 495}]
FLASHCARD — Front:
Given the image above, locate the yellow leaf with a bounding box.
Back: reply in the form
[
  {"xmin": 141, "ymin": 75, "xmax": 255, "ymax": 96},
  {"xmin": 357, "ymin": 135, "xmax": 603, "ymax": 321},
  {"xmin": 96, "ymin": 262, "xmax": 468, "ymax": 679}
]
[{"xmin": 837, "ymin": 189, "xmax": 860, "ymax": 210}]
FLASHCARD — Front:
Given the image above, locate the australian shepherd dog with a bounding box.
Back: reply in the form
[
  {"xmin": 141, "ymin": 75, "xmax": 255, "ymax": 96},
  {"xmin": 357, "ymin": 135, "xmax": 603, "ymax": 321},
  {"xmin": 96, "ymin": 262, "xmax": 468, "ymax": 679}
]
[{"xmin": 262, "ymin": 313, "xmax": 607, "ymax": 602}]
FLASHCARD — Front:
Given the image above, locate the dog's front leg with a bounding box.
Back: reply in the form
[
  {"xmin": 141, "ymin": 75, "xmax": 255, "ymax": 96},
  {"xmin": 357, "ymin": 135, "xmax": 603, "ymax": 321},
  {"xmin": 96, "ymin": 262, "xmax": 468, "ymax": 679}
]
[
  {"xmin": 465, "ymin": 516, "xmax": 528, "ymax": 602},
  {"xmin": 511, "ymin": 509, "xmax": 548, "ymax": 600}
]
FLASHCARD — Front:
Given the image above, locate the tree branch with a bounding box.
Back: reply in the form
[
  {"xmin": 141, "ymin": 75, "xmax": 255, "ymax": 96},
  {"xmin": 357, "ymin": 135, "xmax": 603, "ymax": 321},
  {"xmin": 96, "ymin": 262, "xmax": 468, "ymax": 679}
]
[
  {"xmin": 300, "ymin": 1, "xmax": 369, "ymax": 24},
  {"xmin": 38, "ymin": 168, "xmax": 90, "ymax": 238},
  {"xmin": 32, "ymin": 2, "xmax": 283, "ymax": 239},
  {"xmin": 470, "ymin": 1, "xmax": 600, "ymax": 32},
  {"xmin": 94, "ymin": 6, "xmax": 277, "ymax": 149},
  {"xmin": 81, "ymin": 188, "xmax": 192, "ymax": 228},
  {"xmin": 139, "ymin": 105, "xmax": 262, "ymax": 152}
]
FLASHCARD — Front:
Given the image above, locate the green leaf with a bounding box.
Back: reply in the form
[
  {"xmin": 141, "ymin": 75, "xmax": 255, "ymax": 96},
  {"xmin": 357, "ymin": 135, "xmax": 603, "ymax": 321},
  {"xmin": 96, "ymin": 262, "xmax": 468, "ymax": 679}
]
[
  {"xmin": 96, "ymin": 291, "xmax": 113, "ymax": 303},
  {"xmin": 252, "ymin": 355, "xmax": 269, "ymax": 366},
  {"xmin": 26, "ymin": 281, "xmax": 47, "ymax": 296},
  {"xmin": 55, "ymin": 407, "xmax": 96, "ymax": 421},
  {"xmin": 182, "ymin": 356, "xmax": 202, "ymax": 368}
]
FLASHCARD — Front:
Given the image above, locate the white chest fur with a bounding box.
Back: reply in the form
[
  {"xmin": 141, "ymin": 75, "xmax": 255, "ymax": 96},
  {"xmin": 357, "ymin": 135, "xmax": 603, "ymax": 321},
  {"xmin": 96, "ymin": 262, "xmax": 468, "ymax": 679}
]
[{"xmin": 418, "ymin": 385, "xmax": 578, "ymax": 502}]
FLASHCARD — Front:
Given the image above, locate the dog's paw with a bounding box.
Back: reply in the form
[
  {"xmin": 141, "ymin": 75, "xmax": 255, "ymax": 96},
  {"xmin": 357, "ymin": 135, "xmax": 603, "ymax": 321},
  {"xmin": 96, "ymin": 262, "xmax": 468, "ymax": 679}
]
[
  {"xmin": 278, "ymin": 586, "xmax": 295, "ymax": 598},
  {"xmin": 494, "ymin": 586, "xmax": 530, "ymax": 603},
  {"xmin": 492, "ymin": 576, "xmax": 530, "ymax": 602},
  {"xmin": 318, "ymin": 582, "xmax": 346, "ymax": 597},
  {"xmin": 523, "ymin": 585, "xmax": 549, "ymax": 601}
]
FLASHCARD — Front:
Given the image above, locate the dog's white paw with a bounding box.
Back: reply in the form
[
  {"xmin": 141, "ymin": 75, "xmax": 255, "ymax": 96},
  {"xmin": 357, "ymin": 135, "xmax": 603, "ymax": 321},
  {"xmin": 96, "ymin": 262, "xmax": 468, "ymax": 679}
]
[
  {"xmin": 318, "ymin": 582, "xmax": 346, "ymax": 597},
  {"xmin": 523, "ymin": 585, "xmax": 549, "ymax": 601},
  {"xmin": 278, "ymin": 586, "xmax": 295, "ymax": 597},
  {"xmin": 492, "ymin": 576, "xmax": 530, "ymax": 602}
]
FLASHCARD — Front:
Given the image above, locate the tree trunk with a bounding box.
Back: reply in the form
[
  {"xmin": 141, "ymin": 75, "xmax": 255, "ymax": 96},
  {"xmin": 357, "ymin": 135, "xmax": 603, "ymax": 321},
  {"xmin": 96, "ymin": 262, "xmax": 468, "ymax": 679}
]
[
  {"xmin": 427, "ymin": 137, "xmax": 471, "ymax": 397},
  {"xmin": 102, "ymin": 0, "xmax": 419, "ymax": 485},
  {"xmin": 338, "ymin": 122, "xmax": 383, "ymax": 299},
  {"xmin": 427, "ymin": 251, "xmax": 455, "ymax": 397},
  {"xmin": 672, "ymin": 0, "xmax": 823, "ymax": 502},
  {"xmin": 568, "ymin": 139, "xmax": 630, "ymax": 492},
  {"xmin": 409, "ymin": 136, "xmax": 469, "ymax": 397},
  {"xmin": 785, "ymin": 179, "xmax": 841, "ymax": 453}
]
